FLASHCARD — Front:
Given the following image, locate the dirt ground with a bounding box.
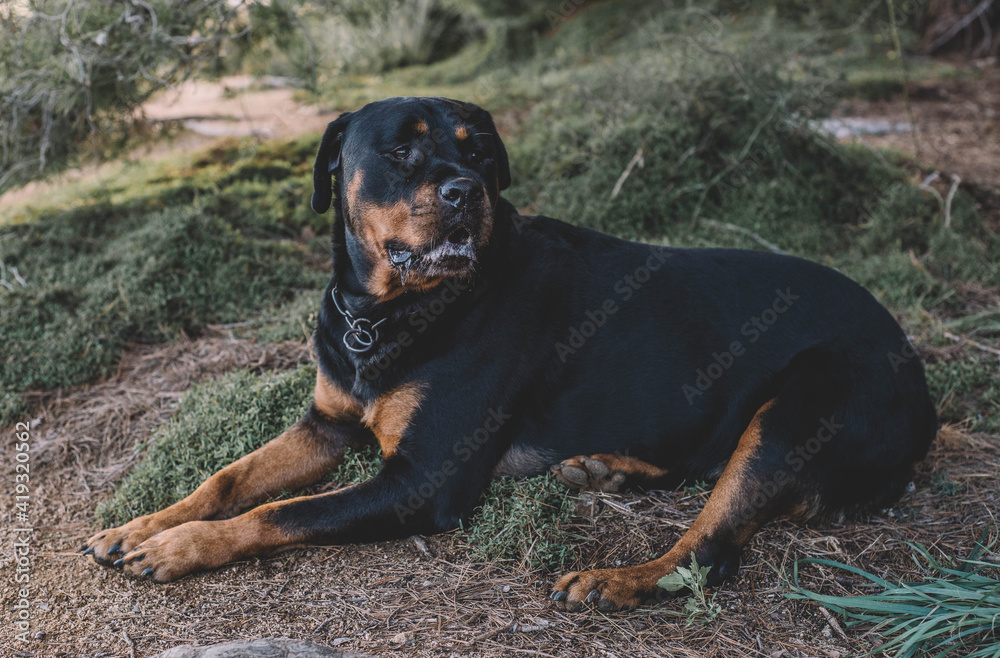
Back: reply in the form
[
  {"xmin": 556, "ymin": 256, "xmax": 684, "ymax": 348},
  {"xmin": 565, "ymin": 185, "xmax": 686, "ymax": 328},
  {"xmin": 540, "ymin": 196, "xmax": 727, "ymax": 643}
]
[
  {"xmin": 836, "ymin": 60, "xmax": 1000, "ymax": 217},
  {"xmin": 3, "ymin": 68, "xmax": 1000, "ymax": 657}
]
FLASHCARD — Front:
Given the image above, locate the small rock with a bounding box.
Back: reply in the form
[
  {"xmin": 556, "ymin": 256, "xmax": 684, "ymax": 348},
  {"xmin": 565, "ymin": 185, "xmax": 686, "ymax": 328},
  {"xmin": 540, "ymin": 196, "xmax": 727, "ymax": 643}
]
[
  {"xmin": 153, "ymin": 637, "xmax": 369, "ymax": 657},
  {"xmin": 390, "ymin": 631, "xmax": 414, "ymax": 645},
  {"xmin": 34, "ymin": 631, "xmax": 46, "ymax": 641}
]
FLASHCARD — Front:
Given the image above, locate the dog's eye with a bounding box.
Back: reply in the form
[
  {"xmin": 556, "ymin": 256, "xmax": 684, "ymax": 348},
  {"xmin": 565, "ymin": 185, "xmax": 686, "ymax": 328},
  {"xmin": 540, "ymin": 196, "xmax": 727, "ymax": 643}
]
[
  {"xmin": 468, "ymin": 150, "xmax": 486, "ymax": 163},
  {"xmin": 390, "ymin": 146, "xmax": 411, "ymax": 160}
]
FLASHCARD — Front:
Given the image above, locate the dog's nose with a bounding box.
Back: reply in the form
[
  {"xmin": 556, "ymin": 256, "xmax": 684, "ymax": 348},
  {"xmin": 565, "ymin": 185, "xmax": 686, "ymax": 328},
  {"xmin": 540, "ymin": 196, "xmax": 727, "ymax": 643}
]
[{"xmin": 438, "ymin": 178, "xmax": 479, "ymax": 209}]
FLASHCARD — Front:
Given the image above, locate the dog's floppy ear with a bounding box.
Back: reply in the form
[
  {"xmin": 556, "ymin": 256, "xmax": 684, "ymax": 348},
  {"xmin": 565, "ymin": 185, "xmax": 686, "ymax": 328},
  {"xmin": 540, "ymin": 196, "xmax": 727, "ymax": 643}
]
[
  {"xmin": 311, "ymin": 112, "xmax": 353, "ymax": 214},
  {"xmin": 476, "ymin": 111, "xmax": 511, "ymax": 192}
]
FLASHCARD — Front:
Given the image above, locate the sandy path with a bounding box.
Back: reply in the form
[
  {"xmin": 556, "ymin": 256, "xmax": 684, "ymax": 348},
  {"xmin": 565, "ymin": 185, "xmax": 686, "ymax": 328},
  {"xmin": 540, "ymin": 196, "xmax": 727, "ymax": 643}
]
[{"xmin": 0, "ymin": 77, "xmax": 339, "ymax": 212}]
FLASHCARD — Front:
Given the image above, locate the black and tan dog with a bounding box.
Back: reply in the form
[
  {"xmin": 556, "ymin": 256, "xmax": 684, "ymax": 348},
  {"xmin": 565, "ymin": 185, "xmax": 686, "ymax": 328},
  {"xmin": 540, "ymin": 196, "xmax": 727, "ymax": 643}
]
[{"xmin": 83, "ymin": 96, "xmax": 937, "ymax": 612}]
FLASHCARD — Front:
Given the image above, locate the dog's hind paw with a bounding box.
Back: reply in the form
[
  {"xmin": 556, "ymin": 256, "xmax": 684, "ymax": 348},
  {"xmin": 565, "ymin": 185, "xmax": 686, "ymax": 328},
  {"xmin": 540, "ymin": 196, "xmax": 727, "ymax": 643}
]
[{"xmin": 551, "ymin": 456, "xmax": 627, "ymax": 492}]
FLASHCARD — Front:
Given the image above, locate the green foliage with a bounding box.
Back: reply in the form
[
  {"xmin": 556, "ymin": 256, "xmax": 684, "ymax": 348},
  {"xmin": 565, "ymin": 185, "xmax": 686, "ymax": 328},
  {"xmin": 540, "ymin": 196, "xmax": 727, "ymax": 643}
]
[
  {"xmin": 657, "ymin": 552, "xmax": 722, "ymax": 626},
  {"xmin": 0, "ymin": 205, "xmax": 316, "ymax": 428},
  {"xmin": 334, "ymin": 444, "xmax": 384, "ymax": 485},
  {"xmin": 464, "ymin": 474, "xmax": 578, "ymax": 570},
  {"xmin": 0, "ymin": 0, "xmax": 249, "ymax": 192},
  {"xmin": 925, "ymin": 354, "xmax": 1000, "ymax": 434},
  {"xmin": 788, "ymin": 533, "xmax": 1000, "ymax": 657},
  {"xmin": 96, "ymin": 366, "xmax": 316, "ymax": 527},
  {"xmin": 0, "ymin": 135, "xmax": 329, "ymax": 429},
  {"xmin": 290, "ymin": 0, "xmax": 481, "ymax": 80}
]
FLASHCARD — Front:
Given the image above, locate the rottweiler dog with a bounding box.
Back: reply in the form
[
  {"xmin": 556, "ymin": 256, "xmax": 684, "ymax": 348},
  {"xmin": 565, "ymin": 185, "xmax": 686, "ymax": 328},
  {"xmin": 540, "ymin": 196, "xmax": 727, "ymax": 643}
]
[{"xmin": 83, "ymin": 96, "xmax": 937, "ymax": 612}]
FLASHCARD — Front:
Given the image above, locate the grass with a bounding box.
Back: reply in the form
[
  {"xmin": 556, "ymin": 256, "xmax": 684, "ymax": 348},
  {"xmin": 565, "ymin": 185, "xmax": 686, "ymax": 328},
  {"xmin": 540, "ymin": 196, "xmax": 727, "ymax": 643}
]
[
  {"xmin": 787, "ymin": 533, "xmax": 1000, "ymax": 657},
  {"xmin": 925, "ymin": 353, "xmax": 1000, "ymax": 434},
  {"xmin": 95, "ymin": 365, "xmax": 316, "ymax": 527},
  {"xmin": 464, "ymin": 475, "xmax": 578, "ymax": 570},
  {"xmin": 0, "ymin": 136, "xmax": 330, "ymax": 428}
]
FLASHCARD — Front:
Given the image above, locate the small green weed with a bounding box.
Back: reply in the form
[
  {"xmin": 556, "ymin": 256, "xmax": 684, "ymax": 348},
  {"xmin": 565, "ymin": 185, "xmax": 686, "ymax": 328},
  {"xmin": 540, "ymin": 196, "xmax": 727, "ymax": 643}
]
[
  {"xmin": 681, "ymin": 480, "xmax": 712, "ymax": 497},
  {"xmin": 657, "ymin": 552, "xmax": 722, "ymax": 627}
]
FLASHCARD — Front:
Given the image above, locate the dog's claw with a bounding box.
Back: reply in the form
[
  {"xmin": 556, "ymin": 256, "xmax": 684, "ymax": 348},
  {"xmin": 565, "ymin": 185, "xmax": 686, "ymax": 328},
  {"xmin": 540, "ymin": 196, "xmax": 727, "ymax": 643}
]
[
  {"xmin": 586, "ymin": 589, "xmax": 601, "ymax": 604},
  {"xmin": 107, "ymin": 543, "xmax": 121, "ymax": 555},
  {"xmin": 598, "ymin": 598, "xmax": 619, "ymax": 612},
  {"xmin": 141, "ymin": 567, "xmax": 154, "ymax": 577},
  {"xmin": 113, "ymin": 558, "xmax": 124, "ymax": 567},
  {"xmin": 550, "ymin": 590, "xmax": 567, "ymax": 602},
  {"xmin": 81, "ymin": 546, "xmax": 94, "ymax": 556}
]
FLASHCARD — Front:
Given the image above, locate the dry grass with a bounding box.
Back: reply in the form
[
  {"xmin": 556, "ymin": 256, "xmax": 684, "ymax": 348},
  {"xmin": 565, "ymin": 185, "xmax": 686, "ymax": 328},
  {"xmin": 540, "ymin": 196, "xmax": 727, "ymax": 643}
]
[{"xmin": 2, "ymin": 334, "xmax": 998, "ymax": 657}]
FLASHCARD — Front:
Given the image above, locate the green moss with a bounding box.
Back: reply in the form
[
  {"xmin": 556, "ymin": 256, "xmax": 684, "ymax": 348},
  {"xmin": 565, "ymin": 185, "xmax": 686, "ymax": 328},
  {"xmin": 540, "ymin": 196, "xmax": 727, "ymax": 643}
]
[
  {"xmin": 925, "ymin": 354, "xmax": 1000, "ymax": 434},
  {"xmin": 0, "ymin": 136, "xmax": 331, "ymax": 428},
  {"xmin": 96, "ymin": 366, "xmax": 317, "ymax": 527},
  {"xmin": 464, "ymin": 475, "xmax": 578, "ymax": 570}
]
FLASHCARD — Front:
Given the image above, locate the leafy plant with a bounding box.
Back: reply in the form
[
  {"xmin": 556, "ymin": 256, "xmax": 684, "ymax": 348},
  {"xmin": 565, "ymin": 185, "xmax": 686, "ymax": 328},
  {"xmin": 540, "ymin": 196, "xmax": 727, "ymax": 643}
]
[
  {"xmin": 0, "ymin": 0, "xmax": 251, "ymax": 192},
  {"xmin": 787, "ymin": 532, "xmax": 1000, "ymax": 657},
  {"xmin": 658, "ymin": 552, "xmax": 722, "ymax": 626}
]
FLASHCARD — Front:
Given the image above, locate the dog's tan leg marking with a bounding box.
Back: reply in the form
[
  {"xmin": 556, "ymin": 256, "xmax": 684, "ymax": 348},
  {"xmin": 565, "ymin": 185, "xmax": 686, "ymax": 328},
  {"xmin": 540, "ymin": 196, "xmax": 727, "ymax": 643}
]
[
  {"xmin": 362, "ymin": 382, "xmax": 426, "ymax": 458},
  {"xmin": 83, "ymin": 370, "xmax": 364, "ymax": 565},
  {"xmin": 551, "ymin": 401, "xmax": 779, "ymax": 611}
]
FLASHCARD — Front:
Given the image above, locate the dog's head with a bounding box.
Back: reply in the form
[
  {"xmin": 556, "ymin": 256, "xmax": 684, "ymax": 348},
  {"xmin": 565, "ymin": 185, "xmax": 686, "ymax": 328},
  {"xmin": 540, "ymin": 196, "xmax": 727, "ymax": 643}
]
[{"xmin": 312, "ymin": 97, "xmax": 510, "ymax": 300}]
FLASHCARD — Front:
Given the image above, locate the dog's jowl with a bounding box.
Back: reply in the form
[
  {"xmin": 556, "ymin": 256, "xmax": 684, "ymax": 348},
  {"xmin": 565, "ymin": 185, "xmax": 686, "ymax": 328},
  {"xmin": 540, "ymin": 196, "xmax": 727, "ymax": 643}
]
[{"xmin": 83, "ymin": 97, "xmax": 937, "ymax": 612}]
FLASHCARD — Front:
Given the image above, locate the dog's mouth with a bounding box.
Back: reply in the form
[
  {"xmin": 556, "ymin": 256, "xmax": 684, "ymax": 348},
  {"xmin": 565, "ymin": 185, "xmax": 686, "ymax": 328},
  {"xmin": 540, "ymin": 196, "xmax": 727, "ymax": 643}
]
[{"xmin": 387, "ymin": 228, "xmax": 478, "ymax": 285}]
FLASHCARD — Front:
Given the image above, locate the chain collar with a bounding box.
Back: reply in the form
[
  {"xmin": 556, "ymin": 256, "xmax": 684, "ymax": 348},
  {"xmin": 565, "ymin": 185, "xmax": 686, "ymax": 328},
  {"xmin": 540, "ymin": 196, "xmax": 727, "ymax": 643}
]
[{"xmin": 331, "ymin": 286, "xmax": 387, "ymax": 354}]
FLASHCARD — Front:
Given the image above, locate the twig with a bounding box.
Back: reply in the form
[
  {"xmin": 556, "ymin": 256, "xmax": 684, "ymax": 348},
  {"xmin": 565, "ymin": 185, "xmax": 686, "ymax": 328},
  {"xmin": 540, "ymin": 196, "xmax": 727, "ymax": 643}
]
[
  {"xmin": 887, "ymin": 0, "xmax": 921, "ymax": 159},
  {"xmin": 700, "ymin": 218, "xmax": 788, "ymax": 255},
  {"xmin": 122, "ymin": 629, "xmax": 136, "ymax": 658},
  {"xmin": 926, "ymin": 0, "xmax": 994, "ymax": 54},
  {"xmin": 310, "ymin": 616, "xmax": 336, "ymax": 636},
  {"xmin": 944, "ymin": 174, "xmax": 961, "ymax": 229},
  {"xmin": 610, "ymin": 147, "xmax": 645, "ymax": 198},
  {"xmin": 943, "ymin": 331, "xmax": 1000, "ymax": 358},
  {"xmin": 818, "ymin": 606, "xmax": 850, "ymax": 642},
  {"xmin": 0, "ymin": 258, "xmax": 28, "ymax": 290}
]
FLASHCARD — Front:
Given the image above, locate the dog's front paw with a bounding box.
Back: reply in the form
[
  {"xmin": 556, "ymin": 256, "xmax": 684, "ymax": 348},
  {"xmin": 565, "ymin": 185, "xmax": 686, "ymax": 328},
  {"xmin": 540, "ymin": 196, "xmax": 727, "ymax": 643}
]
[
  {"xmin": 550, "ymin": 568, "xmax": 655, "ymax": 612},
  {"xmin": 118, "ymin": 521, "xmax": 234, "ymax": 583},
  {"xmin": 551, "ymin": 456, "xmax": 626, "ymax": 492},
  {"xmin": 81, "ymin": 514, "xmax": 171, "ymax": 566}
]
